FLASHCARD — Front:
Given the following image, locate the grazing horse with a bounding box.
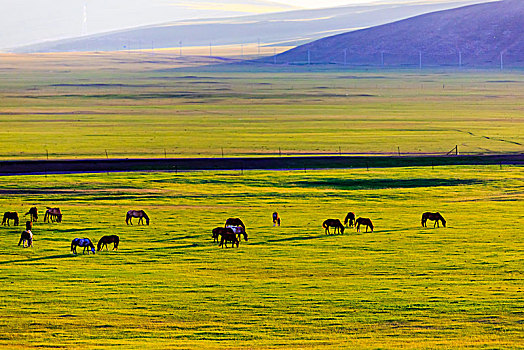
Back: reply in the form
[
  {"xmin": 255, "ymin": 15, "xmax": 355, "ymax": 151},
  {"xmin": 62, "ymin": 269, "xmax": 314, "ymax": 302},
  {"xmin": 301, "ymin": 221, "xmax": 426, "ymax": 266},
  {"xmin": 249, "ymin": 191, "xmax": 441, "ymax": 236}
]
[
  {"xmin": 218, "ymin": 228, "xmax": 240, "ymax": 248},
  {"xmin": 356, "ymin": 217, "xmax": 374, "ymax": 232},
  {"xmin": 44, "ymin": 207, "xmax": 62, "ymax": 223},
  {"xmin": 344, "ymin": 212, "xmax": 356, "ymax": 227},
  {"xmin": 212, "ymin": 227, "xmax": 227, "ymax": 243},
  {"xmin": 421, "ymin": 212, "xmax": 446, "ymax": 228},
  {"xmin": 97, "ymin": 235, "xmax": 120, "ymax": 251},
  {"xmin": 2, "ymin": 212, "xmax": 19, "ymax": 226},
  {"xmin": 272, "ymin": 212, "xmax": 281, "ymax": 226},
  {"xmin": 71, "ymin": 238, "xmax": 95, "ymax": 255},
  {"xmin": 18, "ymin": 230, "xmax": 33, "ymax": 248},
  {"xmin": 25, "ymin": 221, "xmax": 32, "ymax": 231},
  {"xmin": 25, "ymin": 207, "xmax": 38, "ymax": 222},
  {"xmin": 225, "ymin": 218, "xmax": 245, "ymax": 230},
  {"xmin": 226, "ymin": 225, "xmax": 249, "ymax": 242},
  {"xmin": 322, "ymin": 219, "xmax": 345, "ymax": 235},
  {"xmin": 126, "ymin": 210, "xmax": 149, "ymax": 225}
]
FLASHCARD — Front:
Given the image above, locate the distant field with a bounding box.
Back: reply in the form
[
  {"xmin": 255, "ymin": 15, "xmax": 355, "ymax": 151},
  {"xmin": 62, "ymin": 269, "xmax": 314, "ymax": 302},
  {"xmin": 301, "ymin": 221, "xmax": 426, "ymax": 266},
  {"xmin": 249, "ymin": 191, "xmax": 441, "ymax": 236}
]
[
  {"xmin": 0, "ymin": 53, "xmax": 522, "ymax": 160},
  {"xmin": 0, "ymin": 166, "xmax": 522, "ymax": 349}
]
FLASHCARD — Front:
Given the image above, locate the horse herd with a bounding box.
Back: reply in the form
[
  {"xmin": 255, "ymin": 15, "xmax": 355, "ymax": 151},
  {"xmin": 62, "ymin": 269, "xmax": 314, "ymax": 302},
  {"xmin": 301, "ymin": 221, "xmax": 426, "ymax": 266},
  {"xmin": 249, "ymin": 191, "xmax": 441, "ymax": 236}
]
[{"xmin": 5, "ymin": 206, "xmax": 447, "ymax": 252}]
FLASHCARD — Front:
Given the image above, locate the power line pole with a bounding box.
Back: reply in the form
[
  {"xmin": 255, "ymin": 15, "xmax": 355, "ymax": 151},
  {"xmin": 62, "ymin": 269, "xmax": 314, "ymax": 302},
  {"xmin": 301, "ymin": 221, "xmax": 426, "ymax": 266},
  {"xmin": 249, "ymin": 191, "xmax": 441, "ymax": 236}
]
[
  {"xmin": 307, "ymin": 49, "xmax": 310, "ymax": 65},
  {"xmin": 500, "ymin": 52, "xmax": 504, "ymax": 70},
  {"xmin": 344, "ymin": 49, "xmax": 347, "ymax": 65},
  {"xmin": 419, "ymin": 51, "xmax": 422, "ymax": 70}
]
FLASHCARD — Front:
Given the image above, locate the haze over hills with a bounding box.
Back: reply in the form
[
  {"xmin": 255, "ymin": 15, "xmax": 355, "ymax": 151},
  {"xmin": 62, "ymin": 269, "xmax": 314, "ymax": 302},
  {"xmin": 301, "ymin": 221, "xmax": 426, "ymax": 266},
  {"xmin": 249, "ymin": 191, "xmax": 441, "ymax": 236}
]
[
  {"xmin": 13, "ymin": 0, "xmax": 490, "ymax": 53},
  {"xmin": 0, "ymin": 0, "xmax": 296, "ymax": 50},
  {"xmin": 271, "ymin": 0, "xmax": 523, "ymax": 68}
]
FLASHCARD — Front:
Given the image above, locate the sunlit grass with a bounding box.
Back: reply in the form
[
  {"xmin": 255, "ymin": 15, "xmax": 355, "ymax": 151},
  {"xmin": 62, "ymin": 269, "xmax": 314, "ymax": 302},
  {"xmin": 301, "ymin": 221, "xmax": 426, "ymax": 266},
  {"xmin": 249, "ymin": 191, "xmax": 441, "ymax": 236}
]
[{"xmin": 0, "ymin": 166, "xmax": 522, "ymax": 348}]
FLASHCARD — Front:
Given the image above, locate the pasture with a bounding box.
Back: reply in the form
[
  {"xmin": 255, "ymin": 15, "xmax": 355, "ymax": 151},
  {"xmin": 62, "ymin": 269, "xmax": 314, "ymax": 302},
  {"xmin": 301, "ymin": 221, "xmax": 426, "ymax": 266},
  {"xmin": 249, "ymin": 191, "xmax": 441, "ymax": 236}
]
[
  {"xmin": 0, "ymin": 165, "xmax": 522, "ymax": 349},
  {"xmin": 0, "ymin": 53, "xmax": 523, "ymax": 159}
]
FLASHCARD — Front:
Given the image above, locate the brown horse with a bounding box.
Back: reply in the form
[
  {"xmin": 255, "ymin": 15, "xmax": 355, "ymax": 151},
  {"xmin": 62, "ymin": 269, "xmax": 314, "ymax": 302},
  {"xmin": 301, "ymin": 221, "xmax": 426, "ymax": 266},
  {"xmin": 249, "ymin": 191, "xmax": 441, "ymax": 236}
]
[
  {"xmin": 272, "ymin": 212, "xmax": 281, "ymax": 226},
  {"xmin": 126, "ymin": 210, "xmax": 149, "ymax": 225},
  {"xmin": 225, "ymin": 218, "xmax": 245, "ymax": 230},
  {"xmin": 356, "ymin": 217, "xmax": 374, "ymax": 232},
  {"xmin": 97, "ymin": 235, "xmax": 120, "ymax": 251},
  {"xmin": 44, "ymin": 207, "xmax": 62, "ymax": 223},
  {"xmin": 218, "ymin": 228, "xmax": 240, "ymax": 248},
  {"xmin": 18, "ymin": 230, "xmax": 33, "ymax": 248},
  {"xmin": 344, "ymin": 212, "xmax": 356, "ymax": 227},
  {"xmin": 25, "ymin": 207, "xmax": 38, "ymax": 222},
  {"xmin": 322, "ymin": 219, "xmax": 345, "ymax": 235},
  {"xmin": 25, "ymin": 221, "xmax": 32, "ymax": 231},
  {"xmin": 2, "ymin": 212, "xmax": 19, "ymax": 226},
  {"xmin": 421, "ymin": 212, "xmax": 446, "ymax": 228}
]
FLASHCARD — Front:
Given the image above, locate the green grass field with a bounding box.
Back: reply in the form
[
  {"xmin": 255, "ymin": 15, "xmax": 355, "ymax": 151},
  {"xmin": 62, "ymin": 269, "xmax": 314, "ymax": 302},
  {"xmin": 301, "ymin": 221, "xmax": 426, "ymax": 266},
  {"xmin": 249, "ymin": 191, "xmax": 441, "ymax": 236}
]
[
  {"xmin": 0, "ymin": 166, "xmax": 522, "ymax": 349},
  {"xmin": 0, "ymin": 54, "xmax": 522, "ymax": 159}
]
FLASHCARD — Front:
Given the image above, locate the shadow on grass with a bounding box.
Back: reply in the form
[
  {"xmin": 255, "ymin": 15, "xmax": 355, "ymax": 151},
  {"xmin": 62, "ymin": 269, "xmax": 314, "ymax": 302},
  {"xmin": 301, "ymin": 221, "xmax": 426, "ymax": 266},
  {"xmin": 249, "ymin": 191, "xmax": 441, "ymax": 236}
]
[
  {"xmin": 292, "ymin": 178, "xmax": 484, "ymax": 190},
  {"xmin": 249, "ymin": 235, "xmax": 323, "ymax": 246},
  {"xmin": 0, "ymin": 254, "xmax": 76, "ymax": 265}
]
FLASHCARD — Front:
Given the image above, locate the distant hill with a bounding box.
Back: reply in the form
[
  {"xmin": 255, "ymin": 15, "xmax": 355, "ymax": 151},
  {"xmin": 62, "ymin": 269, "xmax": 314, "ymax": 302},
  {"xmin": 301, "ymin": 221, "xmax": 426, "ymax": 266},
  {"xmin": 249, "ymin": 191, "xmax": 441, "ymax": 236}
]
[
  {"xmin": 270, "ymin": 0, "xmax": 523, "ymax": 68},
  {"xmin": 1, "ymin": 0, "xmax": 296, "ymax": 50},
  {"xmin": 13, "ymin": 0, "xmax": 487, "ymax": 53}
]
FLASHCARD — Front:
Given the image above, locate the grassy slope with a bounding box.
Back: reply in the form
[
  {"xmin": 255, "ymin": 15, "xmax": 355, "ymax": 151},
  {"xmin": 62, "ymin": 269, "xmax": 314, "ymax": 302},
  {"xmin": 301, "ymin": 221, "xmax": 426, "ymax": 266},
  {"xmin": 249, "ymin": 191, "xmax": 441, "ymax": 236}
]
[
  {"xmin": 0, "ymin": 54, "xmax": 522, "ymax": 159},
  {"xmin": 0, "ymin": 166, "xmax": 522, "ymax": 349}
]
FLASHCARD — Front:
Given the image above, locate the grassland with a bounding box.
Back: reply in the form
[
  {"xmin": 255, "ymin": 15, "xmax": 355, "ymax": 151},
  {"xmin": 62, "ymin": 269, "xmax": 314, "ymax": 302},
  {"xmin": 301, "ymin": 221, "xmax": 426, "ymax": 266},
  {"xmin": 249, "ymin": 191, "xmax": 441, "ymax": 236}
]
[
  {"xmin": 0, "ymin": 165, "xmax": 522, "ymax": 349},
  {"xmin": 0, "ymin": 53, "xmax": 522, "ymax": 159}
]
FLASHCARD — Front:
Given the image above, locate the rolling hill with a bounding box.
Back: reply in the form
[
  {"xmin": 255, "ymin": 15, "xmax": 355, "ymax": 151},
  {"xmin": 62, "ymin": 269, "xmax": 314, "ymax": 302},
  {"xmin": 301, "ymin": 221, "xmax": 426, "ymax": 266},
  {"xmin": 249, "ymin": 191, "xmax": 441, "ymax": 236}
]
[
  {"xmin": 271, "ymin": 0, "xmax": 523, "ymax": 68},
  {"xmin": 13, "ymin": 0, "xmax": 488, "ymax": 53}
]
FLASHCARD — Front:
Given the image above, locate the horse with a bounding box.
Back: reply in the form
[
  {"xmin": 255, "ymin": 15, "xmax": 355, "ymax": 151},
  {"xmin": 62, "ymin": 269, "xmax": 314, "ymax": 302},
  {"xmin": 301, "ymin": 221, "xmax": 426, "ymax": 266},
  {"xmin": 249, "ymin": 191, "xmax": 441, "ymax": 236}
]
[
  {"xmin": 71, "ymin": 238, "xmax": 95, "ymax": 255},
  {"xmin": 344, "ymin": 212, "xmax": 356, "ymax": 227},
  {"xmin": 356, "ymin": 217, "xmax": 374, "ymax": 232},
  {"xmin": 225, "ymin": 218, "xmax": 245, "ymax": 230},
  {"xmin": 44, "ymin": 207, "xmax": 62, "ymax": 223},
  {"xmin": 322, "ymin": 219, "xmax": 345, "ymax": 235},
  {"xmin": 218, "ymin": 227, "xmax": 240, "ymax": 248},
  {"xmin": 421, "ymin": 212, "xmax": 446, "ymax": 228},
  {"xmin": 212, "ymin": 227, "xmax": 226, "ymax": 243},
  {"xmin": 97, "ymin": 235, "xmax": 120, "ymax": 251},
  {"xmin": 2, "ymin": 212, "xmax": 19, "ymax": 226},
  {"xmin": 272, "ymin": 212, "xmax": 281, "ymax": 226},
  {"xmin": 126, "ymin": 210, "xmax": 149, "ymax": 225},
  {"xmin": 25, "ymin": 207, "xmax": 38, "ymax": 222},
  {"xmin": 25, "ymin": 221, "xmax": 32, "ymax": 231},
  {"xmin": 226, "ymin": 225, "xmax": 248, "ymax": 242},
  {"xmin": 18, "ymin": 230, "xmax": 33, "ymax": 248}
]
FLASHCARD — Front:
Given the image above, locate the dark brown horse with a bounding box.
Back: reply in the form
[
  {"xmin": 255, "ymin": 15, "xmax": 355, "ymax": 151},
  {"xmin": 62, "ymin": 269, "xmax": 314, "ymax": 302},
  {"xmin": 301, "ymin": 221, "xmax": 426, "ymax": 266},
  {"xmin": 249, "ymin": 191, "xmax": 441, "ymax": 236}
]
[
  {"xmin": 212, "ymin": 227, "xmax": 227, "ymax": 243},
  {"xmin": 272, "ymin": 212, "xmax": 281, "ymax": 226},
  {"xmin": 421, "ymin": 212, "xmax": 446, "ymax": 228},
  {"xmin": 97, "ymin": 235, "xmax": 120, "ymax": 251},
  {"xmin": 25, "ymin": 207, "xmax": 38, "ymax": 222},
  {"xmin": 322, "ymin": 219, "xmax": 345, "ymax": 235},
  {"xmin": 2, "ymin": 212, "xmax": 19, "ymax": 226},
  {"xmin": 18, "ymin": 230, "xmax": 33, "ymax": 248},
  {"xmin": 25, "ymin": 221, "xmax": 32, "ymax": 231},
  {"xmin": 126, "ymin": 210, "xmax": 149, "ymax": 225},
  {"xmin": 217, "ymin": 227, "xmax": 239, "ymax": 248},
  {"xmin": 344, "ymin": 212, "xmax": 356, "ymax": 227},
  {"xmin": 44, "ymin": 207, "xmax": 62, "ymax": 223},
  {"xmin": 356, "ymin": 217, "xmax": 374, "ymax": 232},
  {"xmin": 225, "ymin": 218, "xmax": 245, "ymax": 230}
]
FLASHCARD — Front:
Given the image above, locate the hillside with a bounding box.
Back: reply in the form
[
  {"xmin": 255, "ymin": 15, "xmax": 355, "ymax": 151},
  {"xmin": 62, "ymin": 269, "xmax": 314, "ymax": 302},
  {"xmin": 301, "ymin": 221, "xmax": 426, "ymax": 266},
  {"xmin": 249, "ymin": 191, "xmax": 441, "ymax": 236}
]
[
  {"xmin": 13, "ymin": 0, "xmax": 487, "ymax": 53},
  {"xmin": 271, "ymin": 0, "xmax": 523, "ymax": 68}
]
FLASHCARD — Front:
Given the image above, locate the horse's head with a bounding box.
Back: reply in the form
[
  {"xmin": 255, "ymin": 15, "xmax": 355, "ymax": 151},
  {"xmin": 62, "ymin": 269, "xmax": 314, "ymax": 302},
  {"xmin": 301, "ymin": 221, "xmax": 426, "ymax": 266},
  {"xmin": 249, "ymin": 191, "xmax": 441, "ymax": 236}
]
[
  {"xmin": 56, "ymin": 214, "xmax": 62, "ymax": 223},
  {"xmin": 340, "ymin": 226, "xmax": 345, "ymax": 234},
  {"xmin": 441, "ymin": 217, "xmax": 446, "ymax": 227},
  {"xmin": 242, "ymin": 232, "xmax": 248, "ymax": 241}
]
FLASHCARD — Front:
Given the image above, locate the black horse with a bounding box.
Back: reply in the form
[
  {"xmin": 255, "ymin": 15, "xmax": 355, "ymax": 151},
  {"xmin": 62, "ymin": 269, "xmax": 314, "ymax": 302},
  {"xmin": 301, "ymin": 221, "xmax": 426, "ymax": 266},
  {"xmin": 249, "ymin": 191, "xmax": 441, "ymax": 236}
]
[
  {"xmin": 225, "ymin": 218, "xmax": 245, "ymax": 230},
  {"xmin": 218, "ymin": 228, "xmax": 240, "ymax": 248},
  {"xmin": 421, "ymin": 212, "xmax": 446, "ymax": 228},
  {"xmin": 356, "ymin": 217, "xmax": 374, "ymax": 232},
  {"xmin": 322, "ymin": 219, "xmax": 345, "ymax": 235},
  {"xmin": 97, "ymin": 235, "xmax": 120, "ymax": 251},
  {"xmin": 344, "ymin": 212, "xmax": 356, "ymax": 227},
  {"xmin": 25, "ymin": 207, "xmax": 38, "ymax": 222},
  {"xmin": 2, "ymin": 212, "xmax": 19, "ymax": 226}
]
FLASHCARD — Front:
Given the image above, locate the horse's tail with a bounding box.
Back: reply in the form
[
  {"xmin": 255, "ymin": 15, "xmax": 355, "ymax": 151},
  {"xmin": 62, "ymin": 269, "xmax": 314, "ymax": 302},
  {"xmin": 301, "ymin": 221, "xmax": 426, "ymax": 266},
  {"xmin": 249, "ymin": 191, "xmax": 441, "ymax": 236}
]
[
  {"xmin": 71, "ymin": 240, "xmax": 75, "ymax": 252},
  {"xmin": 125, "ymin": 213, "xmax": 130, "ymax": 224},
  {"xmin": 322, "ymin": 221, "xmax": 327, "ymax": 229}
]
